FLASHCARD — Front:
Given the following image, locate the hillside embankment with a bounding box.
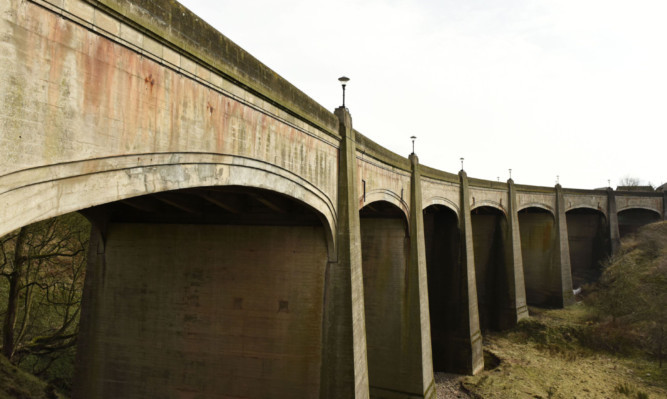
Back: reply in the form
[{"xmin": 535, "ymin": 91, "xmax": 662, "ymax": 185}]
[{"xmin": 438, "ymin": 221, "xmax": 667, "ymax": 399}]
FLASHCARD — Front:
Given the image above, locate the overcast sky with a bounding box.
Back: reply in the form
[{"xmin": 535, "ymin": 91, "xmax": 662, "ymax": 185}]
[{"xmin": 178, "ymin": 0, "xmax": 666, "ymax": 189}]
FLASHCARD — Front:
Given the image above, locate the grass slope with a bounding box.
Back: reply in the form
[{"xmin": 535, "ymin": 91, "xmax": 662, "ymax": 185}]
[
  {"xmin": 462, "ymin": 306, "xmax": 666, "ymax": 399},
  {"xmin": 463, "ymin": 222, "xmax": 667, "ymax": 399},
  {"xmin": 0, "ymin": 354, "xmax": 65, "ymax": 399}
]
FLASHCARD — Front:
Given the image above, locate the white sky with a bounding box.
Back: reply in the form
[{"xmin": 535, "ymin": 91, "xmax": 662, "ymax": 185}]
[{"xmin": 178, "ymin": 0, "xmax": 666, "ymax": 189}]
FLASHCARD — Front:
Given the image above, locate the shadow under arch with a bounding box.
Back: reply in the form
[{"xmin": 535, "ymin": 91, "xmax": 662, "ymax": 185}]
[
  {"xmin": 518, "ymin": 202, "xmax": 555, "ymax": 216},
  {"xmin": 74, "ymin": 184, "xmax": 333, "ymax": 398},
  {"xmin": 471, "ymin": 201, "xmax": 507, "ymax": 216},
  {"xmin": 518, "ymin": 206, "xmax": 560, "ymax": 307},
  {"xmin": 0, "ymin": 153, "xmax": 337, "ymax": 260},
  {"xmin": 358, "ymin": 200, "xmax": 414, "ymax": 396},
  {"xmin": 617, "ymin": 207, "xmax": 662, "ymax": 239},
  {"xmin": 565, "ymin": 204, "xmax": 608, "ymax": 219},
  {"xmin": 422, "ymin": 204, "xmax": 461, "ymax": 373},
  {"xmin": 422, "ymin": 196, "xmax": 459, "ymax": 218},
  {"xmin": 362, "ymin": 189, "xmax": 409, "ymax": 223},
  {"xmin": 565, "ymin": 207, "xmax": 609, "ymax": 287},
  {"xmin": 470, "ymin": 206, "xmax": 512, "ymax": 330}
]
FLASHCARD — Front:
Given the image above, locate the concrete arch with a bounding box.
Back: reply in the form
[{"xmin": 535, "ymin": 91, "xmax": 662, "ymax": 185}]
[
  {"xmin": 471, "ymin": 201, "xmax": 507, "ymax": 216},
  {"xmin": 423, "ymin": 196, "xmax": 459, "ymax": 218},
  {"xmin": 518, "ymin": 203, "xmax": 555, "ymax": 216},
  {"xmin": 0, "ymin": 153, "xmax": 337, "ymax": 259},
  {"xmin": 362, "ymin": 189, "xmax": 410, "ymax": 222}
]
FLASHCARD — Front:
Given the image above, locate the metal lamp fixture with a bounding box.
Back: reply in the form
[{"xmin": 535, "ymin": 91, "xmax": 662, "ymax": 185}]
[
  {"xmin": 338, "ymin": 76, "xmax": 349, "ymax": 107},
  {"xmin": 410, "ymin": 136, "xmax": 417, "ymax": 154}
]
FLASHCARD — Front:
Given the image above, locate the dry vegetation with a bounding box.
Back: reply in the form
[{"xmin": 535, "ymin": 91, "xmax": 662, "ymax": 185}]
[{"xmin": 455, "ymin": 221, "xmax": 667, "ymax": 399}]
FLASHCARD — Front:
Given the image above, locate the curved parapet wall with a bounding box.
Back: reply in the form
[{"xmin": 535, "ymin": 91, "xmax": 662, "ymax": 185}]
[{"xmin": 0, "ymin": 0, "xmax": 663, "ymax": 238}]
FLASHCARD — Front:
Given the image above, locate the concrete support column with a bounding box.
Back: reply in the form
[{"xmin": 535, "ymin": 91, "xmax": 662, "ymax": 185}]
[
  {"xmin": 73, "ymin": 211, "xmax": 109, "ymax": 399},
  {"xmin": 554, "ymin": 185, "xmax": 575, "ymax": 307},
  {"xmin": 320, "ymin": 107, "xmax": 370, "ymax": 399},
  {"xmin": 607, "ymin": 188, "xmax": 620, "ymax": 253},
  {"xmin": 406, "ymin": 153, "xmax": 435, "ymax": 398},
  {"xmin": 503, "ymin": 179, "xmax": 528, "ymax": 326},
  {"xmin": 457, "ymin": 171, "xmax": 484, "ymax": 375}
]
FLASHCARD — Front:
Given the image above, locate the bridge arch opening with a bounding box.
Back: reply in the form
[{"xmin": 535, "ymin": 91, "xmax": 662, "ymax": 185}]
[
  {"xmin": 471, "ymin": 206, "xmax": 511, "ymax": 330},
  {"xmin": 518, "ymin": 207, "xmax": 561, "ymax": 307},
  {"xmin": 423, "ymin": 204, "xmax": 460, "ymax": 372},
  {"xmin": 74, "ymin": 186, "xmax": 331, "ymax": 398},
  {"xmin": 618, "ymin": 208, "xmax": 661, "ymax": 239},
  {"xmin": 566, "ymin": 208, "xmax": 609, "ymax": 287},
  {"xmin": 359, "ymin": 200, "xmax": 412, "ymax": 396}
]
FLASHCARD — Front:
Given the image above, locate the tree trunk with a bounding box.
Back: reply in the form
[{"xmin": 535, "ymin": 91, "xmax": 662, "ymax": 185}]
[{"xmin": 2, "ymin": 227, "xmax": 26, "ymax": 361}]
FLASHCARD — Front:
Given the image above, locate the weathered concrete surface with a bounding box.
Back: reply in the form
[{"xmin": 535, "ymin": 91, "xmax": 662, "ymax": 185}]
[
  {"xmin": 356, "ymin": 154, "xmax": 411, "ymax": 219},
  {"xmin": 618, "ymin": 208, "xmax": 662, "ymax": 238},
  {"xmin": 566, "ymin": 209, "xmax": 608, "ymax": 287},
  {"xmin": 554, "ymin": 185, "xmax": 575, "ymax": 306},
  {"xmin": 455, "ymin": 171, "xmax": 484, "ymax": 375},
  {"xmin": 422, "ymin": 177, "xmax": 460, "ymax": 216},
  {"xmin": 423, "ymin": 205, "xmax": 460, "ymax": 373},
  {"xmin": 360, "ymin": 212, "xmax": 411, "ymax": 396},
  {"xmin": 0, "ymin": 0, "xmax": 339, "ymax": 239},
  {"xmin": 75, "ymin": 223, "xmax": 328, "ymax": 399},
  {"xmin": 3, "ymin": 0, "xmax": 666, "ymax": 396},
  {"xmin": 471, "ymin": 207, "xmax": 509, "ymax": 330},
  {"xmin": 506, "ymin": 180, "xmax": 529, "ymax": 324},
  {"xmin": 319, "ymin": 107, "xmax": 369, "ymax": 399},
  {"xmin": 408, "ymin": 154, "xmax": 435, "ymax": 398},
  {"xmin": 518, "ymin": 208, "xmax": 560, "ymax": 307}
]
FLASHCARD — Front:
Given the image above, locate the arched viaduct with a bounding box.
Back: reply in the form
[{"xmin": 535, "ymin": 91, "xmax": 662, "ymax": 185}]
[{"xmin": 1, "ymin": 0, "xmax": 665, "ymax": 398}]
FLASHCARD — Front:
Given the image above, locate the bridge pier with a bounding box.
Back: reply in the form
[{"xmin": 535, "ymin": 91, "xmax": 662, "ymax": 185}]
[
  {"xmin": 555, "ymin": 185, "xmax": 575, "ymax": 307},
  {"xmin": 504, "ymin": 180, "xmax": 529, "ymax": 325},
  {"xmin": 451, "ymin": 171, "xmax": 484, "ymax": 374},
  {"xmin": 607, "ymin": 189, "xmax": 621, "ymax": 253},
  {"xmin": 320, "ymin": 107, "xmax": 370, "ymax": 399},
  {"xmin": 406, "ymin": 153, "xmax": 435, "ymax": 398}
]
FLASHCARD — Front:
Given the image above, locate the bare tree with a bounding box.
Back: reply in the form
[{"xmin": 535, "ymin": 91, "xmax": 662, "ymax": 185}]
[
  {"xmin": 0, "ymin": 213, "xmax": 89, "ymax": 369},
  {"xmin": 618, "ymin": 176, "xmax": 641, "ymax": 186}
]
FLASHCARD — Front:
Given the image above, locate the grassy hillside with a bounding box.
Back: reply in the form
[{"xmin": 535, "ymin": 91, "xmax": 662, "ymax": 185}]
[
  {"xmin": 0, "ymin": 353, "xmax": 65, "ymax": 399},
  {"xmin": 461, "ymin": 221, "xmax": 667, "ymax": 399},
  {"xmin": 461, "ymin": 306, "xmax": 666, "ymax": 399}
]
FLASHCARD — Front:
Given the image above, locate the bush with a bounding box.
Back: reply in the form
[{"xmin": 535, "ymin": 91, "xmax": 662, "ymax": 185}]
[{"xmin": 587, "ymin": 222, "xmax": 667, "ymax": 366}]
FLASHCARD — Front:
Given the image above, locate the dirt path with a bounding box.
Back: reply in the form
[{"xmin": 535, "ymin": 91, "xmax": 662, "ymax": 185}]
[{"xmin": 434, "ymin": 372, "xmax": 472, "ymax": 399}]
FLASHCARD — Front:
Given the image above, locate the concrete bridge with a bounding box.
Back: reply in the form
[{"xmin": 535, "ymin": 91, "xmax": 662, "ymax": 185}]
[{"xmin": 1, "ymin": 0, "xmax": 665, "ymax": 398}]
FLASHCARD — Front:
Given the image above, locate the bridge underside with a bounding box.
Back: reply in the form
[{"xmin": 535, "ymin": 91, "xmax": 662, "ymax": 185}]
[
  {"xmin": 74, "ymin": 187, "xmax": 329, "ymax": 399},
  {"xmin": 518, "ymin": 208, "xmax": 562, "ymax": 308},
  {"xmin": 360, "ymin": 201, "xmax": 426, "ymax": 398},
  {"xmin": 618, "ymin": 209, "xmax": 662, "ymax": 239},
  {"xmin": 423, "ymin": 205, "xmax": 463, "ymax": 373},
  {"xmin": 566, "ymin": 209, "xmax": 608, "ymax": 288}
]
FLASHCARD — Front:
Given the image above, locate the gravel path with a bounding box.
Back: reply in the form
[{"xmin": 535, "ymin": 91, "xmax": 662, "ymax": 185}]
[{"xmin": 434, "ymin": 372, "xmax": 472, "ymax": 399}]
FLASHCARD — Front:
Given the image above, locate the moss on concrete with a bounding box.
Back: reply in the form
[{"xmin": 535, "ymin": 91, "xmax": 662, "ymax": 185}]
[
  {"xmin": 420, "ymin": 164, "xmax": 459, "ymax": 183},
  {"xmin": 355, "ymin": 131, "xmax": 411, "ymax": 172},
  {"xmin": 468, "ymin": 177, "xmax": 507, "ymax": 190}
]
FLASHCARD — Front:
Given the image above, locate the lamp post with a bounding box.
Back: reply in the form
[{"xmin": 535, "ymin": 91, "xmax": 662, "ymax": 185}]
[
  {"xmin": 509, "ymin": 168, "xmax": 512, "ymax": 179},
  {"xmin": 338, "ymin": 76, "xmax": 349, "ymax": 107},
  {"xmin": 410, "ymin": 136, "xmax": 416, "ymax": 154},
  {"xmin": 460, "ymin": 157, "xmax": 464, "ymax": 171}
]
